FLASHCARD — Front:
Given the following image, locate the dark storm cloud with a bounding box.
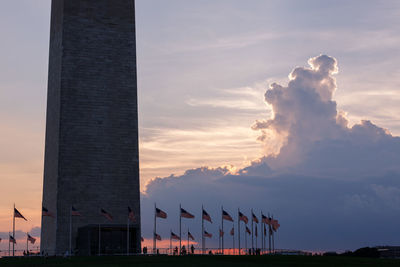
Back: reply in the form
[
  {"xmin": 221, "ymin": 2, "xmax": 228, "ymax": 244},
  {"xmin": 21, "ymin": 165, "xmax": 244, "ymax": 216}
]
[{"xmin": 141, "ymin": 55, "xmax": 400, "ymax": 251}]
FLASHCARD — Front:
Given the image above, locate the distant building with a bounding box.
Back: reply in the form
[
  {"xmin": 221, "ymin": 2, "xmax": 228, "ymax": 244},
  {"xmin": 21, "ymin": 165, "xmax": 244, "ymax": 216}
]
[
  {"xmin": 41, "ymin": 0, "xmax": 140, "ymax": 255},
  {"xmin": 376, "ymin": 246, "xmax": 400, "ymax": 258}
]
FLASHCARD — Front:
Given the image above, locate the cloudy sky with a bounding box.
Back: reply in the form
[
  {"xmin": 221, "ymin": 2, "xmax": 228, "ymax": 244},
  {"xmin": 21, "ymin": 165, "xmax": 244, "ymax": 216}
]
[{"xmin": 1, "ymin": 0, "xmax": 400, "ymax": 252}]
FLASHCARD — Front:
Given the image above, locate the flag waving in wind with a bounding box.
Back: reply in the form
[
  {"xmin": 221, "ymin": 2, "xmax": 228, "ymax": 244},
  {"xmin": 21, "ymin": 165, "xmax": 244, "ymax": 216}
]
[
  {"xmin": 222, "ymin": 210, "xmax": 233, "ymax": 222},
  {"xmin": 171, "ymin": 232, "xmax": 180, "ymax": 240},
  {"xmin": 204, "ymin": 231, "xmax": 212, "ymax": 238},
  {"xmin": 246, "ymin": 226, "xmax": 251, "ymax": 235},
  {"xmin": 239, "ymin": 211, "xmax": 248, "ymax": 224},
  {"xmin": 188, "ymin": 231, "xmax": 195, "ymax": 240},
  {"xmin": 156, "ymin": 208, "xmax": 167, "ymax": 219},
  {"xmin": 252, "ymin": 213, "xmax": 259, "ymax": 223},
  {"xmin": 9, "ymin": 235, "xmax": 16, "ymax": 244},
  {"xmin": 202, "ymin": 209, "xmax": 212, "ymax": 223},
  {"xmin": 27, "ymin": 234, "xmax": 36, "ymax": 244},
  {"xmin": 180, "ymin": 208, "xmax": 195, "ymax": 219},
  {"xmin": 154, "ymin": 233, "xmax": 162, "ymax": 241},
  {"xmin": 128, "ymin": 206, "xmax": 136, "ymax": 222},
  {"xmin": 230, "ymin": 227, "xmax": 234, "ymax": 236},
  {"xmin": 101, "ymin": 209, "xmax": 113, "ymax": 221},
  {"xmin": 14, "ymin": 208, "xmax": 27, "ymax": 221},
  {"xmin": 42, "ymin": 207, "xmax": 55, "ymax": 218},
  {"xmin": 71, "ymin": 206, "xmax": 81, "ymax": 216},
  {"xmin": 262, "ymin": 214, "xmax": 270, "ymax": 224}
]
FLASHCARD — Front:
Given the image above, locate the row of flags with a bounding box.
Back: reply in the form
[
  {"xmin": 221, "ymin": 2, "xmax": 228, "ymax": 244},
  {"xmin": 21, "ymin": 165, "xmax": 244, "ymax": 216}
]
[
  {"xmin": 2, "ymin": 234, "xmax": 36, "ymax": 245},
  {"xmin": 6, "ymin": 208, "xmax": 36, "ymax": 248},
  {"xmin": 155, "ymin": 206, "xmax": 280, "ymax": 229},
  {"xmin": 153, "ymin": 205, "xmax": 280, "ymax": 241},
  {"xmin": 40, "ymin": 206, "xmax": 137, "ymax": 222}
]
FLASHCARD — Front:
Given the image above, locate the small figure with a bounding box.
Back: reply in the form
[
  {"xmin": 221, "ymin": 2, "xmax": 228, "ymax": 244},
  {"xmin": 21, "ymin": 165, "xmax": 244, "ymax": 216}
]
[
  {"xmin": 181, "ymin": 245, "xmax": 186, "ymax": 255},
  {"xmin": 190, "ymin": 244, "xmax": 195, "ymax": 254},
  {"xmin": 174, "ymin": 246, "xmax": 178, "ymax": 255},
  {"xmin": 143, "ymin": 246, "xmax": 147, "ymax": 254}
]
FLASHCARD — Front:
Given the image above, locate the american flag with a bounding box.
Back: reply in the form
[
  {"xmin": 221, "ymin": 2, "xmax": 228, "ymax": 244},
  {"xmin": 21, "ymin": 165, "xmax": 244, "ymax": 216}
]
[
  {"xmin": 154, "ymin": 233, "xmax": 162, "ymax": 241},
  {"xmin": 180, "ymin": 208, "xmax": 195, "ymax": 219},
  {"xmin": 252, "ymin": 213, "xmax": 259, "ymax": 223},
  {"xmin": 171, "ymin": 232, "xmax": 180, "ymax": 240},
  {"xmin": 9, "ymin": 235, "xmax": 16, "ymax": 244},
  {"xmin": 27, "ymin": 234, "xmax": 36, "ymax": 244},
  {"xmin": 202, "ymin": 209, "xmax": 212, "ymax": 223},
  {"xmin": 230, "ymin": 227, "xmax": 234, "ymax": 236},
  {"xmin": 42, "ymin": 206, "xmax": 55, "ymax": 218},
  {"xmin": 14, "ymin": 208, "xmax": 27, "ymax": 221},
  {"xmin": 238, "ymin": 211, "xmax": 248, "ymax": 224},
  {"xmin": 128, "ymin": 206, "xmax": 136, "ymax": 222},
  {"xmin": 101, "ymin": 209, "xmax": 113, "ymax": 221},
  {"xmin": 156, "ymin": 208, "xmax": 167, "ymax": 219},
  {"xmin": 219, "ymin": 229, "xmax": 224, "ymax": 237},
  {"xmin": 71, "ymin": 206, "xmax": 81, "ymax": 216},
  {"xmin": 204, "ymin": 231, "xmax": 212, "ymax": 238},
  {"xmin": 272, "ymin": 219, "xmax": 280, "ymax": 231},
  {"xmin": 261, "ymin": 214, "xmax": 270, "ymax": 224},
  {"xmin": 246, "ymin": 226, "xmax": 251, "ymax": 235},
  {"xmin": 222, "ymin": 210, "xmax": 233, "ymax": 222},
  {"xmin": 188, "ymin": 231, "xmax": 195, "ymax": 240}
]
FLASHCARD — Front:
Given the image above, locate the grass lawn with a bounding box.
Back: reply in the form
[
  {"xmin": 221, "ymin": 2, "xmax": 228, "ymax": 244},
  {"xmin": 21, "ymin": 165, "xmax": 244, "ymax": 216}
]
[{"xmin": 1, "ymin": 255, "xmax": 399, "ymax": 267}]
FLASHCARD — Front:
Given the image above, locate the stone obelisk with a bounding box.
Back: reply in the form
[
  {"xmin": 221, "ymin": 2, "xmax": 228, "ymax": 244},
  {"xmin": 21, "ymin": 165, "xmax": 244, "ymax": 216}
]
[{"xmin": 41, "ymin": 0, "xmax": 140, "ymax": 255}]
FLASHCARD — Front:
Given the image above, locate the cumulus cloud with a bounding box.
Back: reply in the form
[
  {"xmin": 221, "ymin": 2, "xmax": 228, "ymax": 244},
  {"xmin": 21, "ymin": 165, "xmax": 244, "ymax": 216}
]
[
  {"xmin": 141, "ymin": 55, "xmax": 400, "ymax": 251},
  {"xmin": 252, "ymin": 55, "xmax": 400, "ymax": 175}
]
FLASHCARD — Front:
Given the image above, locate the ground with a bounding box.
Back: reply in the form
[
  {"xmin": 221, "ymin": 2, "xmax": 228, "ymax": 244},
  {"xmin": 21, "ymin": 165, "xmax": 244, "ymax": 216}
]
[{"xmin": 1, "ymin": 255, "xmax": 399, "ymax": 267}]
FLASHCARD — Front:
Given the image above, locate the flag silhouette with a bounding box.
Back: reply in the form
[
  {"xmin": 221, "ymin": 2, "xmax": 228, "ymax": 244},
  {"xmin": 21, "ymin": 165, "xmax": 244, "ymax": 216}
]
[
  {"xmin": 180, "ymin": 208, "xmax": 195, "ymax": 219},
  {"xmin": 222, "ymin": 210, "xmax": 233, "ymax": 222},
  {"xmin": 156, "ymin": 208, "xmax": 167, "ymax": 219},
  {"xmin": 14, "ymin": 208, "xmax": 27, "ymax": 221},
  {"xmin": 202, "ymin": 209, "xmax": 212, "ymax": 223},
  {"xmin": 239, "ymin": 211, "xmax": 248, "ymax": 224}
]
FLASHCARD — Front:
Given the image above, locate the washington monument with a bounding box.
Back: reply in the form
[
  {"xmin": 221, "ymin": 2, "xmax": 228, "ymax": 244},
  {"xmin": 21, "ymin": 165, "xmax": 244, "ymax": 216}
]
[{"xmin": 41, "ymin": 0, "xmax": 140, "ymax": 255}]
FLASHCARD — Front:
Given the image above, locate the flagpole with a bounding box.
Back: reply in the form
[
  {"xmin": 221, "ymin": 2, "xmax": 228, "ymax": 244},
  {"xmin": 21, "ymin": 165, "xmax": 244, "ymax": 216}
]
[
  {"xmin": 169, "ymin": 230, "xmax": 172, "ymax": 255},
  {"xmin": 69, "ymin": 206, "xmax": 72, "ymax": 255},
  {"xmin": 268, "ymin": 212, "xmax": 271, "ymax": 254},
  {"xmin": 179, "ymin": 203, "xmax": 181, "ymax": 255},
  {"xmin": 13, "ymin": 203, "xmax": 15, "ymax": 256},
  {"xmin": 232, "ymin": 223, "xmax": 234, "ymax": 255},
  {"xmin": 272, "ymin": 214, "xmax": 275, "ymax": 253},
  {"xmin": 255, "ymin": 224, "xmax": 257, "ymax": 252},
  {"xmin": 251, "ymin": 208, "xmax": 253, "ymax": 255},
  {"xmin": 98, "ymin": 223, "xmax": 101, "ymax": 256},
  {"xmin": 153, "ymin": 203, "xmax": 156, "ymax": 254},
  {"xmin": 187, "ymin": 228, "xmax": 189, "ymax": 252},
  {"xmin": 237, "ymin": 208, "xmax": 240, "ymax": 255},
  {"xmin": 201, "ymin": 205, "xmax": 204, "ymax": 254},
  {"xmin": 221, "ymin": 206, "xmax": 224, "ymax": 255},
  {"xmin": 127, "ymin": 213, "xmax": 130, "ymax": 255},
  {"xmin": 26, "ymin": 232, "xmax": 28, "ymax": 254},
  {"xmin": 260, "ymin": 211, "xmax": 263, "ymax": 253},
  {"xmin": 218, "ymin": 227, "xmax": 221, "ymax": 254},
  {"xmin": 8, "ymin": 232, "xmax": 11, "ymax": 256},
  {"xmin": 245, "ymin": 227, "xmax": 247, "ymax": 254}
]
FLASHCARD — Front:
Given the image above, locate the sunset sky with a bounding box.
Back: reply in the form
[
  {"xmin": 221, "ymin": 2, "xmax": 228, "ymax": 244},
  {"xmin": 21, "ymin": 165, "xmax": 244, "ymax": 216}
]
[{"xmin": 1, "ymin": 0, "xmax": 400, "ymax": 252}]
